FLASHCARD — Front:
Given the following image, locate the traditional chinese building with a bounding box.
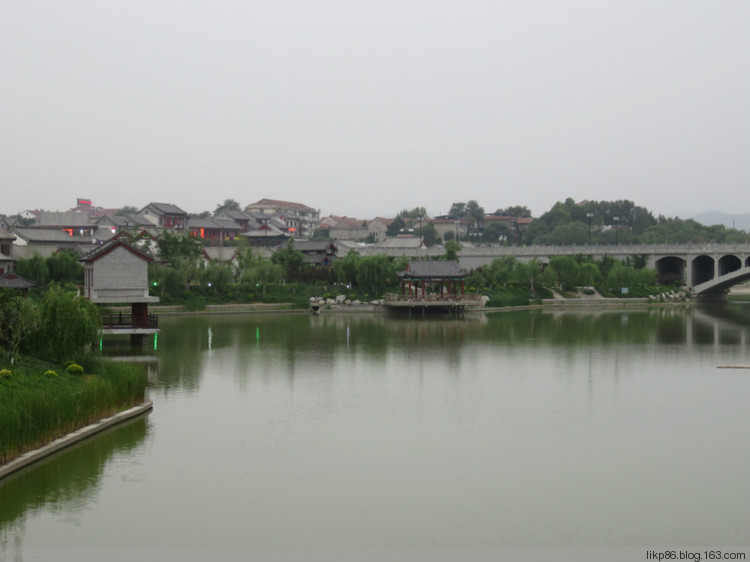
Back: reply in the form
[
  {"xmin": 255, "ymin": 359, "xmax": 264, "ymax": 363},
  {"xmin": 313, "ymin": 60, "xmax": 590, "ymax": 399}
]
[
  {"xmin": 80, "ymin": 239, "xmax": 159, "ymax": 345},
  {"xmin": 384, "ymin": 259, "xmax": 483, "ymax": 314}
]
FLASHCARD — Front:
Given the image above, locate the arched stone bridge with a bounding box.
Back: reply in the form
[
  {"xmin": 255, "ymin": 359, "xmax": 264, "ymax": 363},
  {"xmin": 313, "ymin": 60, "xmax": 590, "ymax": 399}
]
[{"xmin": 354, "ymin": 243, "xmax": 750, "ymax": 300}]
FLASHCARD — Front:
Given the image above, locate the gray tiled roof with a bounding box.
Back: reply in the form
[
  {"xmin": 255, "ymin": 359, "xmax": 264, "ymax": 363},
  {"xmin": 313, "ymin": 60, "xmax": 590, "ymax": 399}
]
[
  {"xmin": 141, "ymin": 202, "xmax": 187, "ymax": 215},
  {"xmin": 79, "ymin": 238, "xmax": 153, "ymax": 263},
  {"xmin": 33, "ymin": 211, "xmax": 93, "ymax": 227},
  {"xmin": 292, "ymin": 240, "xmax": 336, "ymax": 252},
  {"xmin": 12, "ymin": 227, "xmax": 79, "ymax": 243},
  {"xmin": 0, "ymin": 273, "xmax": 35, "ymax": 290},
  {"xmin": 399, "ymin": 260, "xmax": 467, "ymax": 278}
]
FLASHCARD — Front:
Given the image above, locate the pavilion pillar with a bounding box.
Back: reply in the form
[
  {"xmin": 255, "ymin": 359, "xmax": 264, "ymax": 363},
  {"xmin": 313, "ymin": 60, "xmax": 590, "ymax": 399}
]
[{"xmin": 132, "ymin": 302, "xmax": 148, "ymax": 328}]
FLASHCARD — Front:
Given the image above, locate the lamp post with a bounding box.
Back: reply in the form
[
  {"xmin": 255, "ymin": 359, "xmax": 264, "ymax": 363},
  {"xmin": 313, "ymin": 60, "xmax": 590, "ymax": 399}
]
[
  {"xmin": 454, "ymin": 219, "xmax": 460, "ymax": 241},
  {"xmin": 613, "ymin": 216, "xmax": 620, "ymax": 245},
  {"xmin": 418, "ymin": 216, "xmax": 423, "ymax": 244},
  {"xmin": 586, "ymin": 212, "xmax": 593, "ymax": 245}
]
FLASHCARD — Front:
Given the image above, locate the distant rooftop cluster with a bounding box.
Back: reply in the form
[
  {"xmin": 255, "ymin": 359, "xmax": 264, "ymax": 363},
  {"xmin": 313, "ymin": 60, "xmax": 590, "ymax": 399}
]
[{"xmin": 0, "ymin": 197, "xmax": 537, "ymax": 278}]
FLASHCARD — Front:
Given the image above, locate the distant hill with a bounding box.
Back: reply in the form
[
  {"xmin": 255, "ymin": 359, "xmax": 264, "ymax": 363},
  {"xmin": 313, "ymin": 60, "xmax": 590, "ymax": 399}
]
[{"xmin": 691, "ymin": 212, "xmax": 750, "ymax": 232}]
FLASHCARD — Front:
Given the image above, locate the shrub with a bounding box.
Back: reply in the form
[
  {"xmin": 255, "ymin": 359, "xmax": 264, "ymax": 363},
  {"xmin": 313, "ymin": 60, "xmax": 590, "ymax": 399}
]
[
  {"xmin": 45, "ymin": 370, "xmax": 59, "ymax": 378},
  {"xmin": 0, "ymin": 369, "xmax": 11, "ymax": 379},
  {"xmin": 66, "ymin": 363, "xmax": 84, "ymax": 376}
]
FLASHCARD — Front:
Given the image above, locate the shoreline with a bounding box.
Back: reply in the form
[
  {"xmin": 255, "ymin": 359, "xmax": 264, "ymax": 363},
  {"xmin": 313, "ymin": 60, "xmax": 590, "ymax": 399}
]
[
  {"xmin": 0, "ymin": 401, "xmax": 153, "ymax": 481},
  {"xmin": 0, "ymin": 295, "xmax": 695, "ymax": 477},
  {"xmin": 147, "ymin": 296, "xmax": 687, "ymax": 316}
]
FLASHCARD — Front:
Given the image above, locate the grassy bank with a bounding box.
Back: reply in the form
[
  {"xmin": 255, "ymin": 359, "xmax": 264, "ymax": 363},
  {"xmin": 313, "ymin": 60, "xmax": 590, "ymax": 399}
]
[{"xmin": 0, "ymin": 354, "xmax": 147, "ymax": 465}]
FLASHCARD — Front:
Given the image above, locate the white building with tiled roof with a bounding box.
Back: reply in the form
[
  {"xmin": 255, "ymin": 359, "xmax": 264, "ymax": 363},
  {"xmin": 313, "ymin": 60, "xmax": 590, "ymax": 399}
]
[
  {"xmin": 139, "ymin": 202, "xmax": 188, "ymax": 231},
  {"xmin": 244, "ymin": 199, "xmax": 320, "ymax": 238}
]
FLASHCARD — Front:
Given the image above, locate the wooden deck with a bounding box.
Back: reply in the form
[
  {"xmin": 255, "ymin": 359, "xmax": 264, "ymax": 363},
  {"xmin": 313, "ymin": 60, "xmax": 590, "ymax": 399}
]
[{"xmin": 100, "ymin": 312, "xmax": 159, "ymax": 335}]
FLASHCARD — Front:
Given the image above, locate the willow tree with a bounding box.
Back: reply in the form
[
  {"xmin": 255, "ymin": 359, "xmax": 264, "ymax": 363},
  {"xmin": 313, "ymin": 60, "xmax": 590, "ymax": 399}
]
[
  {"xmin": 0, "ymin": 291, "xmax": 41, "ymax": 360},
  {"xmin": 38, "ymin": 284, "xmax": 101, "ymax": 361}
]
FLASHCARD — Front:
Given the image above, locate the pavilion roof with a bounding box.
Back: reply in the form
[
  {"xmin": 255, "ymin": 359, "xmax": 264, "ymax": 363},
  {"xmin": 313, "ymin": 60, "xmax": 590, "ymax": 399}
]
[{"xmin": 397, "ymin": 260, "xmax": 467, "ymax": 279}]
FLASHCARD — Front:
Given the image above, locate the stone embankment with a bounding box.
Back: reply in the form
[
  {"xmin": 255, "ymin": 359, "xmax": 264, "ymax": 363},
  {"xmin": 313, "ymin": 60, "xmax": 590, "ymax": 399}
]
[
  {"xmin": 308, "ymin": 295, "xmax": 384, "ymax": 312},
  {"xmin": 647, "ymin": 289, "xmax": 691, "ymax": 303},
  {"xmin": 542, "ymin": 287, "xmax": 692, "ymax": 306}
]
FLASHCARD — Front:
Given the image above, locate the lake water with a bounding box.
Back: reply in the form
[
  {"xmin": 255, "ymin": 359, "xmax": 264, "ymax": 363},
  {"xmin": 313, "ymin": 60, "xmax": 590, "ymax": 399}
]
[{"xmin": 2, "ymin": 305, "xmax": 750, "ymax": 559}]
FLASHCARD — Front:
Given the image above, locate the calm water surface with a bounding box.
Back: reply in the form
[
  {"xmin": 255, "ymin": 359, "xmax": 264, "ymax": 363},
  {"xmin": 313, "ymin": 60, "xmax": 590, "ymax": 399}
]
[{"xmin": 2, "ymin": 305, "xmax": 749, "ymax": 551}]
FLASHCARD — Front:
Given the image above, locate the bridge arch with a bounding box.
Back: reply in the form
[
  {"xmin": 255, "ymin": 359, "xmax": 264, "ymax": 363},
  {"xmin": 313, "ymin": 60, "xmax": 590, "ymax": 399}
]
[
  {"xmin": 691, "ymin": 255, "xmax": 715, "ymax": 285},
  {"xmin": 655, "ymin": 256, "xmax": 686, "ymax": 285},
  {"xmin": 719, "ymin": 254, "xmax": 742, "ymax": 276}
]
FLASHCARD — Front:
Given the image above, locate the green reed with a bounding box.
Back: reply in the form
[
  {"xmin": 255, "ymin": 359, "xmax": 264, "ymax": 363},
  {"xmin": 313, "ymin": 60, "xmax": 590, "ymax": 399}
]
[{"xmin": 0, "ymin": 356, "xmax": 147, "ymax": 465}]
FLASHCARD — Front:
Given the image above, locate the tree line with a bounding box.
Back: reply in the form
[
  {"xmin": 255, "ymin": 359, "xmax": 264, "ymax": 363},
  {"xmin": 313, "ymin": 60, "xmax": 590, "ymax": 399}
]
[{"xmin": 387, "ymin": 198, "xmax": 750, "ymax": 246}]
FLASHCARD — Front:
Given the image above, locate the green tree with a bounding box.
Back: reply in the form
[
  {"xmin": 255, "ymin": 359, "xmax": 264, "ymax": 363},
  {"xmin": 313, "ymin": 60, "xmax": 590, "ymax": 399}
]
[
  {"xmin": 0, "ymin": 290, "xmax": 41, "ymax": 359},
  {"xmin": 486, "ymin": 256, "xmax": 521, "ymax": 289},
  {"xmin": 116, "ymin": 206, "xmax": 139, "ymax": 216},
  {"xmin": 597, "ymin": 256, "xmax": 619, "ymax": 280},
  {"xmin": 333, "ymin": 250, "xmax": 361, "ymax": 287},
  {"xmin": 465, "ymin": 200, "xmax": 485, "ymax": 226},
  {"xmin": 234, "ymin": 245, "xmax": 261, "ymax": 283},
  {"xmin": 443, "ymin": 240, "xmax": 460, "ymax": 261},
  {"xmin": 420, "ymin": 221, "xmax": 438, "ymax": 246},
  {"xmin": 157, "ymin": 231, "xmax": 203, "ymax": 267},
  {"xmin": 38, "ymin": 284, "xmax": 100, "ymax": 361},
  {"xmin": 545, "ymin": 256, "xmax": 581, "ymax": 291},
  {"xmin": 215, "ymin": 199, "xmax": 241, "ymax": 214},
  {"xmin": 356, "ymin": 255, "xmax": 395, "ymax": 295},
  {"xmin": 626, "ymin": 254, "xmax": 649, "ymax": 269},
  {"xmin": 518, "ymin": 258, "xmax": 544, "ymax": 298},
  {"xmin": 47, "ymin": 250, "xmax": 84, "ymax": 284},
  {"xmin": 496, "ymin": 205, "xmax": 532, "ymax": 218},
  {"xmin": 199, "ymin": 262, "xmax": 234, "ymax": 296},
  {"xmin": 606, "ymin": 262, "xmax": 633, "ymax": 293},
  {"xmin": 149, "ymin": 262, "xmax": 186, "ymax": 299},
  {"xmin": 271, "ymin": 239, "xmax": 304, "ymax": 283},
  {"xmin": 398, "ymin": 207, "xmax": 427, "ymax": 219},
  {"xmin": 15, "ymin": 254, "xmax": 49, "ymax": 285},
  {"xmin": 481, "ymin": 221, "xmax": 510, "ymax": 243},
  {"xmin": 242, "ymin": 260, "xmax": 282, "ymax": 295},
  {"xmin": 448, "ymin": 202, "xmax": 467, "ymax": 217},
  {"xmin": 386, "ymin": 216, "xmax": 406, "ymax": 237},
  {"xmin": 578, "ymin": 260, "xmax": 603, "ymax": 287},
  {"xmin": 534, "ymin": 221, "xmax": 589, "ymax": 245}
]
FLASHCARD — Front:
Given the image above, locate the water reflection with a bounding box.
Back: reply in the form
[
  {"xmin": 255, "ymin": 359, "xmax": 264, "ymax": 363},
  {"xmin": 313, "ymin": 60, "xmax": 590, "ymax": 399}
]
[
  {"xmin": 0, "ymin": 417, "xmax": 150, "ymax": 553},
  {"xmin": 4, "ymin": 306, "xmax": 747, "ymax": 549},
  {"xmin": 144, "ymin": 306, "xmax": 750, "ymax": 395}
]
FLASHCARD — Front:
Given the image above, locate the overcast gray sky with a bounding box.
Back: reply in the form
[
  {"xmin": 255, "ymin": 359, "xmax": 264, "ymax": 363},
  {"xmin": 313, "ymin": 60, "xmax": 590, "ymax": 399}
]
[{"xmin": 2, "ymin": 0, "xmax": 749, "ymax": 219}]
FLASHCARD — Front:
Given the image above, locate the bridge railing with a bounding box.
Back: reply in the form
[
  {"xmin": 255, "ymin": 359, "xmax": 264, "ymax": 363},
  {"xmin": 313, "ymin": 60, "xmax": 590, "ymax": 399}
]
[{"xmin": 354, "ymin": 242, "xmax": 750, "ymax": 259}]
